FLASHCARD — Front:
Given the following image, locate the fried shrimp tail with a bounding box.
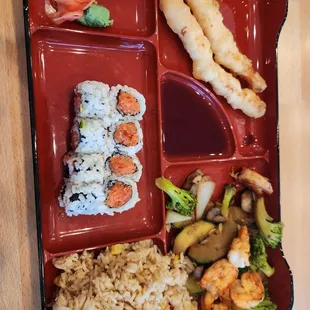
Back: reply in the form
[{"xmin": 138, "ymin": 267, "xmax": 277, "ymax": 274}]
[
  {"xmin": 160, "ymin": 0, "xmax": 266, "ymax": 118},
  {"xmin": 186, "ymin": 0, "xmax": 267, "ymax": 93}
]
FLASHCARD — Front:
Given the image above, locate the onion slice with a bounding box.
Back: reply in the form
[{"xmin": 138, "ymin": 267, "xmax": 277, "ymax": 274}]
[
  {"xmin": 166, "ymin": 210, "xmax": 192, "ymax": 224},
  {"xmin": 196, "ymin": 176, "xmax": 215, "ymax": 220}
]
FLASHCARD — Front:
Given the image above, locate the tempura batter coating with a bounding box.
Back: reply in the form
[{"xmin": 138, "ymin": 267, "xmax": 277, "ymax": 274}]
[
  {"xmin": 160, "ymin": 0, "xmax": 266, "ymax": 118},
  {"xmin": 186, "ymin": 0, "xmax": 267, "ymax": 93}
]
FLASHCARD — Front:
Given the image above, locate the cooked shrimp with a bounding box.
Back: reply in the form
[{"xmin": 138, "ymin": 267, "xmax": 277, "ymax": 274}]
[
  {"xmin": 212, "ymin": 303, "xmax": 231, "ymax": 310},
  {"xmin": 201, "ymin": 259, "xmax": 238, "ymax": 298},
  {"xmin": 160, "ymin": 0, "xmax": 266, "ymax": 118},
  {"xmin": 228, "ymin": 226, "xmax": 250, "ymax": 268},
  {"xmin": 204, "ymin": 291, "xmax": 216, "ymax": 310},
  {"xmin": 186, "ymin": 0, "xmax": 267, "ymax": 93},
  {"xmin": 230, "ymin": 271, "xmax": 265, "ymax": 309},
  {"xmin": 204, "ymin": 290, "xmax": 232, "ymax": 310}
]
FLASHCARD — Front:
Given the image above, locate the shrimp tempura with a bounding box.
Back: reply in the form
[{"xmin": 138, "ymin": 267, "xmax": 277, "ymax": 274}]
[
  {"xmin": 160, "ymin": 0, "xmax": 266, "ymax": 118},
  {"xmin": 186, "ymin": 0, "xmax": 267, "ymax": 93}
]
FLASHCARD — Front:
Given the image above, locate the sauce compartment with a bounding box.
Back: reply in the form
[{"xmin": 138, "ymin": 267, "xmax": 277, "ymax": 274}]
[
  {"xmin": 158, "ymin": 0, "xmax": 288, "ymax": 158},
  {"xmin": 29, "ymin": 0, "xmax": 156, "ymax": 37},
  {"xmin": 160, "ymin": 73, "xmax": 235, "ymax": 162},
  {"xmin": 31, "ymin": 30, "xmax": 163, "ymax": 254}
]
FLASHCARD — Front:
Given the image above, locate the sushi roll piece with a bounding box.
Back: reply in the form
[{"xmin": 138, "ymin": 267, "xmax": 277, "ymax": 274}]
[
  {"xmin": 103, "ymin": 177, "xmax": 140, "ymax": 214},
  {"xmin": 75, "ymin": 81, "xmax": 111, "ymax": 122},
  {"xmin": 105, "ymin": 152, "xmax": 142, "ymax": 181},
  {"xmin": 71, "ymin": 117, "xmax": 113, "ymax": 154},
  {"xmin": 109, "ymin": 85, "xmax": 146, "ymax": 121},
  {"xmin": 110, "ymin": 120, "xmax": 143, "ymax": 155},
  {"xmin": 59, "ymin": 182, "xmax": 107, "ymax": 216},
  {"xmin": 64, "ymin": 152, "xmax": 106, "ymax": 184}
]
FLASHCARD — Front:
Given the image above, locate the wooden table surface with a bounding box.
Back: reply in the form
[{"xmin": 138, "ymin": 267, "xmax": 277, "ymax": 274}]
[{"xmin": 0, "ymin": 0, "xmax": 309, "ymax": 309}]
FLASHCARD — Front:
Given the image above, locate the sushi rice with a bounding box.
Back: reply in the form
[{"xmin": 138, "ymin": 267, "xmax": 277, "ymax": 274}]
[
  {"xmin": 71, "ymin": 117, "xmax": 113, "ymax": 154},
  {"xmin": 109, "ymin": 84, "xmax": 146, "ymax": 121},
  {"xmin": 59, "ymin": 182, "xmax": 107, "ymax": 216},
  {"xmin": 74, "ymin": 81, "xmax": 111, "ymax": 120},
  {"xmin": 63, "ymin": 152, "xmax": 106, "ymax": 184}
]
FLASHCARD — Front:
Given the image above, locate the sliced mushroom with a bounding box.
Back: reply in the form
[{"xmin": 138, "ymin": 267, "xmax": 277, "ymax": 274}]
[
  {"xmin": 228, "ymin": 206, "xmax": 255, "ymax": 226},
  {"xmin": 183, "ymin": 169, "xmax": 204, "ymax": 190},
  {"xmin": 206, "ymin": 207, "xmax": 227, "ymax": 223},
  {"xmin": 190, "ymin": 183, "xmax": 199, "ymax": 196},
  {"xmin": 213, "ymin": 215, "xmax": 228, "ymax": 223},
  {"xmin": 193, "ymin": 266, "xmax": 204, "ymax": 279},
  {"xmin": 241, "ymin": 190, "xmax": 254, "ymax": 213}
]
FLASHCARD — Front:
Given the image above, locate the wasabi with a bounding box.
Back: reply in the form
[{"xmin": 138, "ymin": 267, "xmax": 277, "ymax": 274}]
[{"xmin": 78, "ymin": 4, "xmax": 113, "ymax": 28}]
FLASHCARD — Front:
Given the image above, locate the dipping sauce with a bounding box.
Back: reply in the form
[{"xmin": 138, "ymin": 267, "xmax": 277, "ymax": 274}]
[{"xmin": 161, "ymin": 78, "xmax": 234, "ymax": 159}]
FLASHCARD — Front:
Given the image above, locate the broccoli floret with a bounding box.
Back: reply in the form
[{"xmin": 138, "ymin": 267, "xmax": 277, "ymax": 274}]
[
  {"xmin": 238, "ymin": 266, "xmax": 250, "ymax": 275},
  {"xmin": 155, "ymin": 177, "xmax": 197, "ymax": 216},
  {"xmin": 221, "ymin": 184, "xmax": 237, "ymax": 217},
  {"xmin": 253, "ymin": 290, "xmax": 277, "ymax": 310},
  {"xmin": 250, "ymin": 234, "xmax": 275, "ymax": 277},
  {"xmin": 78, "ymin": 4, "xmax": 113, "ymax": 28},
  {"xmin": 254, "ymin": 197, "xmax": 284, "ymax": 248}
]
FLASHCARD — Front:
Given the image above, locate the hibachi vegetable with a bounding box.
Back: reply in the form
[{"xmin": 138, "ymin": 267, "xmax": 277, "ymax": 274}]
[
  {"xmin": 165, "ymin": 210, "xmax": 192, "ymax": 224},
  {"xmin": 155, "ymin": 177, "xmax": 197, "ymax": 216},
  {"xmin": 78, "ymin": 4, "xmax": 113, "ymax": 28},
  {"xmin": 188, "ymin": 219, "xmax": 238, "ymax": 263},
  {"xmin": 186, "ymin": 273, "xmax": 204, "ymax": 296},
  {"xmin": 254, "ymin": 197, "xmax": 284, "ymax": 248},
  {"xmin": 206, "ymin": 206, "xmax": 227, "ymax": 223},
  {"xmin": 221, "ymin": 184, "xmax": 237, "ymax": 217},
  {"xmin": 253, "ymin": 290, "xmax": 277, "ymax": 310},
  {"xmin": 173, "ymin": 221, "xmax": 215, "ymax": 254},
  {"xmin": 196, "ymin": 176, "xmax": 215, "ymax": 220},
  {"xmin": 250, "ymin": 234, "xmax": 275, "ymax": 277},
  {"xmin": 228, "ymin": 206, "xmax": 255, "ymax": 226},
  {"xmin": 183, "ymin": 169, "xmax": 203, "ymax": 191},
  {"xmin": 172, "ymin": 219, "xmax": 194, "ymax": 229},
  {"xmin": 241, "ymin": 190, "xmax": 254, "ymax": 213}
]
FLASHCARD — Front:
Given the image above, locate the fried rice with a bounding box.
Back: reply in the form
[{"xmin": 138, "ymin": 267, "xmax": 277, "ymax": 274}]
[{"xmin": 52, "ymin": 240, "xmax": 198, "ymax": 310}]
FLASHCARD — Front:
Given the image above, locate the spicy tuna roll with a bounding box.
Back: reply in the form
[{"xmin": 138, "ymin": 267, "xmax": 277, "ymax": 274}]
[
  {"xmin": 110, "ymin": 121, "xmax": 143, "ymax": 155},
  {"xmin": 59, "ymin": 182, "xmax": 106, "ymax": 216},
  {"xmin": 105, "ymin": 152, "xmax": 142, "ymax": 181},
  {"xmin": 64, "ymin": 152, "xmax": 106, "ymax": 184},
  {"xmin": 71, "ymin": 118, "xmax": 113, "ymax": 154},
  {"xmin": 74, "ymin": 81, "xmax": 111, "ymax": 121},
  {"xmin": 109, "ymin": 85, "xmax": 146, "ymax": 121},
  {"xmin": 103, "ymin": 177, "xmax": 140, "ymax": 214}
]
